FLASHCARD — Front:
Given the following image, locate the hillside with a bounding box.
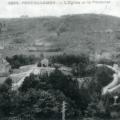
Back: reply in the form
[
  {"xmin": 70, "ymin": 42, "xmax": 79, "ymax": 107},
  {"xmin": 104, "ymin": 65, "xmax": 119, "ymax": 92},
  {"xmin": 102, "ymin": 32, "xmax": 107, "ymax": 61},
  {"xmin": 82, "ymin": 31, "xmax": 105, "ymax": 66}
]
[{"xmin": 0, "ymin": 14, "xmax": 120, "ymax": 57}]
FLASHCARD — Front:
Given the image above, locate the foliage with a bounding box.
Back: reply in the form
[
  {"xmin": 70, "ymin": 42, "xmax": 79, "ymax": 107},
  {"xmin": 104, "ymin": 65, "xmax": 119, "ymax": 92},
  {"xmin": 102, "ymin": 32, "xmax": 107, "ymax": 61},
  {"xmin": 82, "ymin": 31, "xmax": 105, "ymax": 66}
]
[
  {"xmin": 0, "ymin": 78, "xmax": 13, "ymax": 117},
  {"xmin": 18, "ymin": 70, "xmax": 84, "ymax": 118},
  {"xmin": 56, "ymin": 22, "xmax": 69, "ymax": 36},
  {"xmin": 13, "ymin": 38, "xmax": 26, "ymax": 44},
  {"xmin": 51, "ymin": 54, "xmax": 90, "ymax": 66},
  {"xmin": 1, "ymin": 53, "xmax": 118, "ymax": 119},
  {"xmin": 6, "ymin": 54, "xmax": 37, "ymax": 69},
  {"xmin": 98, "ymin": 59, "xmax": 114, "ymax": 66},
  {"xmin": 95, "ymin": 66, "xmax": 114, "ymax": 89},
  {"xmin": 43, "ymin": 20, "xmax": 58, "ymax": 31},
  {"xmin": 84, "ymin": 65, "xmax": 116, "ymax": 118},
  {"xmin": 51, "ymin": 54, "xmax": 95, "ymax": 77},
  {"xmin": 19, "ymin": 74, "xmax": 40, "ymax": 92}
]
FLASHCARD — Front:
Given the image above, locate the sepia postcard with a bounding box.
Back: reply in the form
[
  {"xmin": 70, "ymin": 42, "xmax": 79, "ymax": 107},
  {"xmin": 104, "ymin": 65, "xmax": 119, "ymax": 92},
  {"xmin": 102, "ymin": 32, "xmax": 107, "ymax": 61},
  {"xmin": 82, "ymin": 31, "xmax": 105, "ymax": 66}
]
[{"xmin": 0, "ymin": 0, "xmax": 120, "ymax": 120}]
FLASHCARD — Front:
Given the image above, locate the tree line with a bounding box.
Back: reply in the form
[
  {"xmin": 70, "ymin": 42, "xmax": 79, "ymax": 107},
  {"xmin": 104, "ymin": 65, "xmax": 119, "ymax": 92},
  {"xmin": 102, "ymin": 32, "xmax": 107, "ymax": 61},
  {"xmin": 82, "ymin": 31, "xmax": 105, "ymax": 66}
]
[{"xmin": 2, "ymin": 53, "xmax": 118, "ymax": 119}]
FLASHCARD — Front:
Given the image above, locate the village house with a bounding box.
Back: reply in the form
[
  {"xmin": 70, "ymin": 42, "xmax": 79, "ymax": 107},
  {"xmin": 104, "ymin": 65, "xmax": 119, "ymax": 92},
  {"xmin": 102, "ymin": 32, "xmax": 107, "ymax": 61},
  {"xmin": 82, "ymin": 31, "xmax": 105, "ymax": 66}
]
[
  {"xmin": 0, "ymin": 23, "xmax": 7, "ymax": 32},
  {"xmin": 0, "ymin": 41, "xmax": 4, "ymax": 50},
  {"xmin": 0, "ymin": 54, "xmax": 11, "ymax": 76},
  {"xmin": 41, "ymin": 58, "xmax": 49, "ymax": 67}
]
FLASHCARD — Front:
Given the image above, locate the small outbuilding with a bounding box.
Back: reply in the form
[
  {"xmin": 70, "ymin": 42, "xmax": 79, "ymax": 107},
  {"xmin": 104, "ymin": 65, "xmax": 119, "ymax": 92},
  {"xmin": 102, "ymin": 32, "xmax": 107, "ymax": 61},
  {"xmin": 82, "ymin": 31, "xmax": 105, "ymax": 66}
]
[{"xmin": 41, "ymin": 58, "xmax": 49, "ymax": 67}]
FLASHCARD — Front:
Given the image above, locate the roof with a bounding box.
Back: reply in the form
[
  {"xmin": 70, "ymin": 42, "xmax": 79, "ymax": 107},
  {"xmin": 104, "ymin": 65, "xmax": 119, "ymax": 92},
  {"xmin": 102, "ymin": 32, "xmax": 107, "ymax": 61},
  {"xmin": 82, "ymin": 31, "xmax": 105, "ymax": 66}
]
[{"xmin": 41, "ymin": 58, "xmax": 49, "ymax": 63}]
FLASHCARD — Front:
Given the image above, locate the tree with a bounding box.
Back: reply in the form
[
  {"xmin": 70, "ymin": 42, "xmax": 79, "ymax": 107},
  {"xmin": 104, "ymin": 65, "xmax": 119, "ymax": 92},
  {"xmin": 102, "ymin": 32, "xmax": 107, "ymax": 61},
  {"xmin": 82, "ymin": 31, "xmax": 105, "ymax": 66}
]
[
  {"xmin": 56, "ymin": 22, "xmax": 69, "ymax": 36},
  {"xmin": 19, "ymin": 74, "xmax": 39, "ymax": 92},
  {"xmin": 6, "ymin": 54, "xmax": 37, "ymax": 69}
]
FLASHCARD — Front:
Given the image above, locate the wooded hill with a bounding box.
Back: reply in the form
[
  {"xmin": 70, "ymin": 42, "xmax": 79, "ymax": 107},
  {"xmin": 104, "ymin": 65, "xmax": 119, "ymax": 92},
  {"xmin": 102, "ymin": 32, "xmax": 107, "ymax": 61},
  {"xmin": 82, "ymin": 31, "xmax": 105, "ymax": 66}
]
[{"xmin": 0, "ymin": 14, "xmax": 120, "ymax": 56}]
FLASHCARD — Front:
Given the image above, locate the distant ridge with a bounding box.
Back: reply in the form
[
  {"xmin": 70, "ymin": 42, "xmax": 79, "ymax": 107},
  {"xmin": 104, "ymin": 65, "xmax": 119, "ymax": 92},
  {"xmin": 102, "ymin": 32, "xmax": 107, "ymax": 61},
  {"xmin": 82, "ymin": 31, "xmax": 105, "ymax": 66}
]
[{"xmin": 0, "ymin": 14, "xmax": 120, "ymax": 56}]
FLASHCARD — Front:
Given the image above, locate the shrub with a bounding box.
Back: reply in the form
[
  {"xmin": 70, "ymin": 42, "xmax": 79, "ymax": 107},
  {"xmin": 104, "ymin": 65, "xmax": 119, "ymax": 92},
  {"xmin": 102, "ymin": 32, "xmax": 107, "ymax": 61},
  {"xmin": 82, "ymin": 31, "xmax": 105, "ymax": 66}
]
[{"xmin": 6, "ymin": 55, "xmax": 37, "ymax": 69}]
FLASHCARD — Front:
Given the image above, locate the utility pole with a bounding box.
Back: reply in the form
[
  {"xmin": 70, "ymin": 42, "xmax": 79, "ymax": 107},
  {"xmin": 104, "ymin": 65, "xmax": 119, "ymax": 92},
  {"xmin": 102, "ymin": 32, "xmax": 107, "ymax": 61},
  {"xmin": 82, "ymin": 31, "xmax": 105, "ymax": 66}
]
[
  {"xmin": 62, "ymin": 101, "xmax": 66, "ymax": 120},
  {"xmin": 113, "ymin": 96, "xmax": 118, "ymax": 105}
]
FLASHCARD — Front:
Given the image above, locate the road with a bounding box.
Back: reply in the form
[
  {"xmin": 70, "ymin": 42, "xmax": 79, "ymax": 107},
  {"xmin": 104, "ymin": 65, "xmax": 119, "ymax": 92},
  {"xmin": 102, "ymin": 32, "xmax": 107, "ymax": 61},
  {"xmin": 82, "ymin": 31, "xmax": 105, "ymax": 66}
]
[{"xmin": 10, "ymin": 65, "xmax": 55, "ymax": 90}]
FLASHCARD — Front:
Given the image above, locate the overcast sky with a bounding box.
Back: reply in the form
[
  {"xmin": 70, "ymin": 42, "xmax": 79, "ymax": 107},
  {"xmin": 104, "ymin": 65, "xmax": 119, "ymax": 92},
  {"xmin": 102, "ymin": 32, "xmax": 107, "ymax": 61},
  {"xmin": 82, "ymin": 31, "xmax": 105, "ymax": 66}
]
[{"xmin": 0, "ymin": 0, "xmax": 120, "ymax": 18}]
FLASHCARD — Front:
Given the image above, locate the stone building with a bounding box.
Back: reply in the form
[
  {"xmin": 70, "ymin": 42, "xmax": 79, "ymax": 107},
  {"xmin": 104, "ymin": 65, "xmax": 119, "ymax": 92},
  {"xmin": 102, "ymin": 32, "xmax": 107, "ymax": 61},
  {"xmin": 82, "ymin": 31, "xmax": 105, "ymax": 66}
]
[
  {"xmin": 41, "ymin": 58, "xmax": 49, "ymax": 67},
  {"xmin": 0, "ymin": 23, "xmax": 7, "ymax": 32},
  {"xmin": 0, "ymin": 54, "xmax": 11, "ymax": 76}
]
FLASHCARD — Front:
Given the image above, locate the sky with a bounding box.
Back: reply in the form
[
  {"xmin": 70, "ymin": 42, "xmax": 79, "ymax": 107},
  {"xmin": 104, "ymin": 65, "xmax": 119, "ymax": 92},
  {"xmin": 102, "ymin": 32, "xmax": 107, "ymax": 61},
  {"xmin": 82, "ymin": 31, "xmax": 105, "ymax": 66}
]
[{"xmin": 0, "ymin": 0, "xmax": 120, "ymax": 18}]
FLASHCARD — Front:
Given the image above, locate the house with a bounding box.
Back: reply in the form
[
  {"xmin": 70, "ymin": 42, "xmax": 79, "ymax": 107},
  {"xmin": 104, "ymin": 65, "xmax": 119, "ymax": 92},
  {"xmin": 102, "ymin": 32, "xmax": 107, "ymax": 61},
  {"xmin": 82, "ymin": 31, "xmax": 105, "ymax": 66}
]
[
  {"xmin": 0, "ymin": 54, "xmax": 11, "ymax": 76},
  {"xmin": 0, "ymin": 23, "xmax": 7, "ymax": 32},
  {"xmin": 93, "ymin": 52, "xmax": 112, "ymax": 61},
  {"xmin": 59, "ymin": 66, "xmax": 72, "ymax": 76},
  {"xmin": 28, "ymin": 46, "xmax": 37, "ymax": 52},
  {"xmin": 0, "ymin": 41, "xmax": 4, "ymax": 50},
  {"xmin": 105, "ymin": 29, "xmax": 113, "ymax": 33},
  {"xmin": 41, "ymin": 58, "xmax": 49, "ymax": 67}
]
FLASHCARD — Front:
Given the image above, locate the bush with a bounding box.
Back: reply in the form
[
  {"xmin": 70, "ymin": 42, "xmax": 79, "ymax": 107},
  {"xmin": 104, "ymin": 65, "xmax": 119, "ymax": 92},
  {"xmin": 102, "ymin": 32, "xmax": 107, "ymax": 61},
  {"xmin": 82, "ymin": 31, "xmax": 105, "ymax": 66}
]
[
  {"xmin": 6, "ymin": 55, "xmax": 37, "ymax": 69},
  {"xmin": 51, "ymin": 54, "xmax": 94, "ymax": 77}
]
